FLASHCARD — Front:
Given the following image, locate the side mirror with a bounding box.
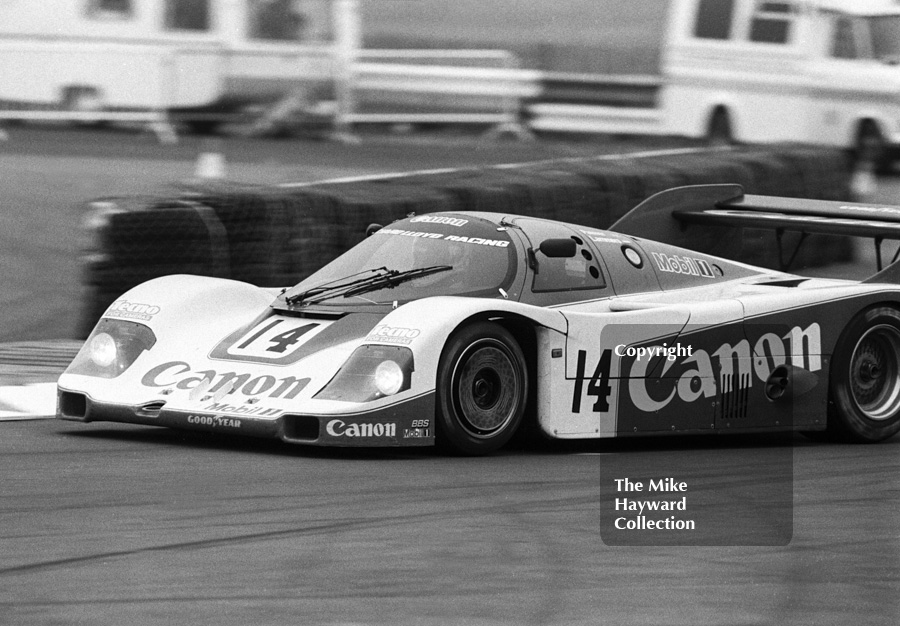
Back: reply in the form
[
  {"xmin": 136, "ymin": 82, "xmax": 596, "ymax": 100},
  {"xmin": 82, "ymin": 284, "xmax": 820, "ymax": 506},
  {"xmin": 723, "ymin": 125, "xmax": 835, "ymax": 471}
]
[
  {"xmin": 539, "ymin": 238, "xmax": 577, "ymax": 258},
  {"xmin": 366, "ymin": 223, "xmax": 383, "ymax": 237}
]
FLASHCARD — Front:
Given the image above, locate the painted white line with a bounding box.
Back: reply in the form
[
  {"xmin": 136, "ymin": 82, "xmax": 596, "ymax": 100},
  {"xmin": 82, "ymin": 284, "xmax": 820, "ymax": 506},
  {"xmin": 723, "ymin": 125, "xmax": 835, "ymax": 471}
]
[
  {"xmin": 0, "ymin": 383, "xmax": 57, "ymax": 421},
  {"xmin": 279, "ymin": 146, "xmax": 728, "ymax": 188}
]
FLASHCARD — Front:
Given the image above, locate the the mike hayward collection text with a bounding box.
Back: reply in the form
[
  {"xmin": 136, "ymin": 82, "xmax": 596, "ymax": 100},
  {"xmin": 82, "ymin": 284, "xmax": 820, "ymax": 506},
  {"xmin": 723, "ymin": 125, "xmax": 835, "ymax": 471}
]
[{"xmin": 613, "ymin": 477, "xmax": 696, "ymax": 531}]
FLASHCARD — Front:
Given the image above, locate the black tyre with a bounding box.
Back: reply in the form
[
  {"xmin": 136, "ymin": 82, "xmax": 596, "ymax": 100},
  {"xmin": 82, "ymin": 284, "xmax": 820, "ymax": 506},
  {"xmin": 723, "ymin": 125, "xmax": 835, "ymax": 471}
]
[
  {"xmin": 707, "ymin": 108, "xmax": 732, "ymax": 147},
  {"xmin": 828, "ymin": 307, "xmax": 900, "ymax": 442},
  {"xmin": 61, "ymin": 86, "xmax": 104, "ymax": 116},
  {"xmin": 436, "ymin": 322, "xmax": 528, "ymax": 455},
  {"xmin": 185, "ymin": 120, "xmax": 222, "ymax": 136},
  {"xmin": 855, "ymin": 121, "xmax": 891, "ymax": 174}
]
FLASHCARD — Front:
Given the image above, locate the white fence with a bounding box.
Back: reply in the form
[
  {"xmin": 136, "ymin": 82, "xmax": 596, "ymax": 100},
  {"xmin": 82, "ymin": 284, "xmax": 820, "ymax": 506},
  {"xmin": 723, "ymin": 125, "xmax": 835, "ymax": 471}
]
[
  {"xmin": 529, "ymin": 103, "xmax": 664, "ymax": 135},
  {"xmin": 339, "ymin": 49, "xmax": 540, "ymax": 137}
]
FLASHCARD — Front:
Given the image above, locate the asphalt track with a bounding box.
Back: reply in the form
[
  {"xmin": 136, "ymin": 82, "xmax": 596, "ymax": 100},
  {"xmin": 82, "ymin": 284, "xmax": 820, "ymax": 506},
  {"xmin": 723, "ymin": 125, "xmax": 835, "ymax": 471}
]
[
  {"xmin": 2, "ymin": 126, "xmax": 900, "ymax": 625},
  {"xmin": 2, "ymin": 419, "xmax": 898, "ymax": 625}
]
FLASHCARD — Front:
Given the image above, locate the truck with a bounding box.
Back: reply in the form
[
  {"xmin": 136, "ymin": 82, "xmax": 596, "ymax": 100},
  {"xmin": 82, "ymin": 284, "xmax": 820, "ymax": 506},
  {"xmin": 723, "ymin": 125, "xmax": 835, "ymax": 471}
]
[
  {"xmin": 529, "ymin": 0, "xmax": 900, "ymax": 163},
  {"xmin": 0, "ymin": 0, "xmax": 353, "ymax": 135}
]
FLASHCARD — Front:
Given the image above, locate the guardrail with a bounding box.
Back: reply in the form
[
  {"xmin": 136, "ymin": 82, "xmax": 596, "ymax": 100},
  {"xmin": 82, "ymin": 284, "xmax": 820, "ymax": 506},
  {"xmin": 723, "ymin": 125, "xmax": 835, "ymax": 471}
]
[
  {"xmin": 0, "ymin": 108, "xmax": 176, "ymax": 143},
  {"xmin": 529, "ymin": 103, "xmax": 665, "ymax": 135},
  {"xmin": 340, "ymin": 49, "xmax": 541, "ymax": 138},
  {"xmin": 527, "ymin": 72, "xmax": 664, "ymax": 135}
]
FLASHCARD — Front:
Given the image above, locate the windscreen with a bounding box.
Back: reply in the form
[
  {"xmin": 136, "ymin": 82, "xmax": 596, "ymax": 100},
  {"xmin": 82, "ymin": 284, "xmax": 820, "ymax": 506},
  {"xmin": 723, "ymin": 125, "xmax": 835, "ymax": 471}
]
[
  {"xmin": 869, "ymin": 16, "xmax": 900, "ymax": 60},
  {"xmin": 287, "ymin": 215, "xmax": 516, "ymax": 306}
]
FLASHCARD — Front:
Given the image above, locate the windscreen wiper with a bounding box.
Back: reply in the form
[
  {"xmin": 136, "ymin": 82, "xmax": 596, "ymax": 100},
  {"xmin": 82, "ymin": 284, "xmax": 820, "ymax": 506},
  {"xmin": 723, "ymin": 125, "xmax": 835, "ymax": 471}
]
[
  {"xmin": 285, "ymin": 265, "xmax": 452, "ymax": 306},
  {"xmin": 340, "ymin": 265, "xmax": 452, "ymax": 299},
  {"xmin": 284, "ymin": 267, "xmax": 391, "ymax": 306}
]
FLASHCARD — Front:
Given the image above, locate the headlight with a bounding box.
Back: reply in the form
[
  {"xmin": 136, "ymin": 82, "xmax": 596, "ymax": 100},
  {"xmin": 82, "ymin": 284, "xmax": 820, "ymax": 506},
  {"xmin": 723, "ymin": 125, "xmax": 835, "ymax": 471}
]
[
  {"xmin": 67, "ymin": 320, "xmax": 157, "ymax": 379},
  {"xmin": 374, "ymin": 360, "xmax": 405, "ymax": 396},
  {"xmin": 316, "ymin": 346, "xmax": 414, "ymax": 402},
  {"xmin": 88, "ymin": 332, "xmax": 118, "ymax": 368}
]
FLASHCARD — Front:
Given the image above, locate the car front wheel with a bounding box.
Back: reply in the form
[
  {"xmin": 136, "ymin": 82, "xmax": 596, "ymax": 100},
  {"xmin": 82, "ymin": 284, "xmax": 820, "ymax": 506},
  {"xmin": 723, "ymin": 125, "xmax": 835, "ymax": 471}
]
[{"xmin": 436, "ymin": 322, "xmax": 527, "ymax": 455}]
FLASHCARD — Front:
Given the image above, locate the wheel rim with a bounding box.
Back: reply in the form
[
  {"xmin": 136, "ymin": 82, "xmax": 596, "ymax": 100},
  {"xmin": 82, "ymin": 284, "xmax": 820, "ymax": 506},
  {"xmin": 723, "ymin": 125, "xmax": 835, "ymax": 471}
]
[
  {"xmin": 451, "ymin": 339, "xmax": 521, "ymax": 439},
  {"xmin": 848, "ymin": 324, "xmax": 900, "ymax": 420}
]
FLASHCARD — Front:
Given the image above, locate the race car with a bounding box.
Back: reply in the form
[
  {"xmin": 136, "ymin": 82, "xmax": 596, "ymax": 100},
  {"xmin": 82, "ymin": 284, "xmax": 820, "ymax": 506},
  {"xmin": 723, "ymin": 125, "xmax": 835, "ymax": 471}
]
[{"xmin": 57, "ymin": 184, "xmax": 900, "ymax": 454}]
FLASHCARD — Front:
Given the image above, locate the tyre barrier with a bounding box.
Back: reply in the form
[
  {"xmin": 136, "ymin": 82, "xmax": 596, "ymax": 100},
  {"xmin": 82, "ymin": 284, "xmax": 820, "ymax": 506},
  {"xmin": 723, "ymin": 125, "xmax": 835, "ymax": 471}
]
[{"xmin": 79, "ymin": 145, "xmax": 853, "ymax": 337}]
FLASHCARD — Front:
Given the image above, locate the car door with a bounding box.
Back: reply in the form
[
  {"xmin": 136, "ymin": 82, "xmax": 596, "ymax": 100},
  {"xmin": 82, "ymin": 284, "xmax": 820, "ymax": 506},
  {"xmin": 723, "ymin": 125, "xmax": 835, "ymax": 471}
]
[
  {"xmin": 540, "ymin": 304, "xmax": 692, "ymax": 439},
  {"xmin": 512, "ymin": 218, "xmax": 610, "ymax": 308}
]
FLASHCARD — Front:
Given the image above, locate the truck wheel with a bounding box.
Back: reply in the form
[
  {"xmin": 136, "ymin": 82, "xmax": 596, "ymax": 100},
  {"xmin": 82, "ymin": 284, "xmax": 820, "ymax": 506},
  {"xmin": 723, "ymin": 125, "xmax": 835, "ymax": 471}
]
[
  {"xmin": 62, "ymin": 87, "xmax": 103, "ymax": 112},
  {"xmin": 186, "ymin": 120, "xmax": 222, "ymax": 136},
  {"xmin": 707, "ymin": 108, "xmax": 732, "ymax": 147},
  {"xmin": 828, "ymin": 307, "xmax": 900, "ymax": 442},
  {"xmin": 855, "ymin": 121, "xmax": 890, "ymax": 173},
  {"xmin": 436, "ymin": 322, "xmax": 527, "ymax": 455},
  {"xmin": 61, "ymin": 87, "xmax": 106, "ymax": 128}
]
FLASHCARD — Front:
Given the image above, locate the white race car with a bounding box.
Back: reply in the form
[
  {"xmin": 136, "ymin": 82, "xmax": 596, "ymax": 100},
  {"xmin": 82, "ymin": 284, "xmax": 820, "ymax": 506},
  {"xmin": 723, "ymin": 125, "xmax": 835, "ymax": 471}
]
[{"xmin": 58, "ymin": 184, "xmax": 900, "ymax": 454}]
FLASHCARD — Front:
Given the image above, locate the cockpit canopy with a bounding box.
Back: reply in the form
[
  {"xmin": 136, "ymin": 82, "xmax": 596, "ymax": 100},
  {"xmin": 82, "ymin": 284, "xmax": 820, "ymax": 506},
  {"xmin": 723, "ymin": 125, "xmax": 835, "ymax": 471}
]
[{"xmin": 282, "ymin": 214, "xmax": 517, "ymax": 307}]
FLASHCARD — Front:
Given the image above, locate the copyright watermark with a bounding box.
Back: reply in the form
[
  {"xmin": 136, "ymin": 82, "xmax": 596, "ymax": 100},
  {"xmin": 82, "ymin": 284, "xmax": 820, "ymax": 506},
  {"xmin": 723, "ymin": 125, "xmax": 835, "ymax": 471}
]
[{"xmin": 614, "ymin": 343, "xmax": 693, "ymax": 362}]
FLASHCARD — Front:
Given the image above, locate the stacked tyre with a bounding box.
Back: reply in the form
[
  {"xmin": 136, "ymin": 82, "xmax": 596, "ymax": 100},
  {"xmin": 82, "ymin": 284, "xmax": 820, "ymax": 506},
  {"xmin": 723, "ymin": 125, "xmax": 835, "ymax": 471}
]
[
  {"xmin": 79, "ymin": 199, "xmax": 230, "ymax": 337},
  {"xmin": 78, "ymin": 145, "xmax": 854, "ymax": 336}
]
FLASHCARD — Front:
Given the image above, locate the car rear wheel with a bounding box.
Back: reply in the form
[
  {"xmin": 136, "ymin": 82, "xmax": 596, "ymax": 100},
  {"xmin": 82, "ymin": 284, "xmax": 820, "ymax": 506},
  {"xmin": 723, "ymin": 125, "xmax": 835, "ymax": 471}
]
[
  {"xmin": 828, "ymin": 307, "xmax": 900, "ymax": 442},
  {"xmin": 436, "ymin": 322, "xmax": 527, "ymax": 455}
]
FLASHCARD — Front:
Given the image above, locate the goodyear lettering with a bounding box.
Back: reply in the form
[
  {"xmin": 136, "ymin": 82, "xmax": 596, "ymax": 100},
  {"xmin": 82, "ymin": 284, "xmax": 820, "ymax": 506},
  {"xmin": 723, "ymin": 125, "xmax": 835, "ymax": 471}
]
[
  {"xmin": 410, "ymin": 216, "xmax": 469, "ymax": 227},
  {"xmin": 186, "ymin": 414, "xmax": 242, "ymax": 429},
  {"xmin": 326, "ymin": 420, "xmax": 397, "ymax": 438},
  {"xmin": 652, "ymin": 253, "xmax": 715, "ymax": 279},
  {"xmin": 142, "ymin": 361, "xmax": 310, "ymax": 400},
  {"xmin": 629, "ymin": 323, "xmax": 821, "ymax": 413},
  {"xmin": 105, "ymin": 300, "xmax": 161, "ymax": 321}
]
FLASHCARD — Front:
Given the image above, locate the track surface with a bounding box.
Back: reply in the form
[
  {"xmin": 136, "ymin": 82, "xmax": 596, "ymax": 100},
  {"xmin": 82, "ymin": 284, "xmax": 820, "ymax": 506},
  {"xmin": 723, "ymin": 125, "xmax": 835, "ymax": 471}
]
[
  {"xmin": 2, "ymin": 127, "xmax": 900, "ymax": 624},
  {"xmin": 1, "ymin": 420, "xmax": 898, "ymax": 626}
]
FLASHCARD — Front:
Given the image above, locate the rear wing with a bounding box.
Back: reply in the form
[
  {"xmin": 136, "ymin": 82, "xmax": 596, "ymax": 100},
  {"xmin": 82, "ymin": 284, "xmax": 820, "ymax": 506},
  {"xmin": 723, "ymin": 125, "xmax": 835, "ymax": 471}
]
[{"xmin": 610, "ymin": 184, "xmax": 900, "ymax": 279}]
